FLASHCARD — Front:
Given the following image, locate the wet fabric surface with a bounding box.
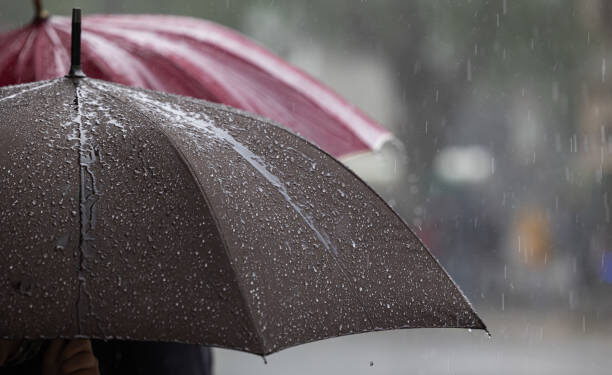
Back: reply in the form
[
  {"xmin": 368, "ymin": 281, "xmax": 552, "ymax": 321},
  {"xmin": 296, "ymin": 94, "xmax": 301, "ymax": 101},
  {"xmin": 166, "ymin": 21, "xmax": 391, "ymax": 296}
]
[{"xmin": 0, "ymin": 78, "xmax": 484, "ymax": 355}]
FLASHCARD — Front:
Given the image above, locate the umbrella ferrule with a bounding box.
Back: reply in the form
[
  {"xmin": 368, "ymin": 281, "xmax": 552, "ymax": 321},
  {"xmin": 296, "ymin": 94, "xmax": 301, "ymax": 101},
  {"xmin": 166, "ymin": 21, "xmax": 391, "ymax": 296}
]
[
  {"xmin": 32, "ymin": 0, "xmax": 49, "ymax": 23},
  {"xmin": 67, "ymin": 8, "xmax": 86, "ymax": 78}
]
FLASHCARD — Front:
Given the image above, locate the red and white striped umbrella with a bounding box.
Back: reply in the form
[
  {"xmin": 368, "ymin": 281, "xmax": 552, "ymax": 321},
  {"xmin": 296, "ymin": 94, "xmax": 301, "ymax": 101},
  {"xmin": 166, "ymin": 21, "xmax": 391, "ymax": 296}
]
[{"xmin": 0, "ymin": 8, "xmax": 394, "ymax": 162}]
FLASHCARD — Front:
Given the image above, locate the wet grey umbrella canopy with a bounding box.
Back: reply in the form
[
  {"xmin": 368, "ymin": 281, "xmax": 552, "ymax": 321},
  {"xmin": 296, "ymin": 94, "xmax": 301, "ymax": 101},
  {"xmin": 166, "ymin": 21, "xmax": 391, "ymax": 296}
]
[
  {"xmin": 0, "ymin": 10, "xmax": 485, "ymax": 356},
  {"xmin": 0, "ymin": 76, "xmax": 485, "ymax": 354}
]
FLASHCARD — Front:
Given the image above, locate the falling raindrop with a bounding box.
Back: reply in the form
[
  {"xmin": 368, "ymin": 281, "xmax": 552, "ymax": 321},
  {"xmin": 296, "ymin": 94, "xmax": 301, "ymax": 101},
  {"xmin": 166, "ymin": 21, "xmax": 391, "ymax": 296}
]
[
  {"xmin": 466, "ymin": 59, "xmax": 472, "ymax": 82},
  {"xmin": 604, "ymin": 193, "xmax": 610, "ymax": 223}
]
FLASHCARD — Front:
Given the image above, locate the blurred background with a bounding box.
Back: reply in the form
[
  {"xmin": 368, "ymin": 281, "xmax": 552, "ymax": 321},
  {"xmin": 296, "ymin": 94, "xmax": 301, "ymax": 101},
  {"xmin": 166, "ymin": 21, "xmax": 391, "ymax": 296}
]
[{"xmin": 2, "ymin": 1, "xmax": 611, "ymax": 374}]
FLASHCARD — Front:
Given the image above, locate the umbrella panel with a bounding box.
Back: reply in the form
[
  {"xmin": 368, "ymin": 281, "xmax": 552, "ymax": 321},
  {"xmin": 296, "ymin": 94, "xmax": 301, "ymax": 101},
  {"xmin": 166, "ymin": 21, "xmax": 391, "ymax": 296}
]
[{"xmin": 0, "ymin": 78, "xmax": 484, "ymax": 355}]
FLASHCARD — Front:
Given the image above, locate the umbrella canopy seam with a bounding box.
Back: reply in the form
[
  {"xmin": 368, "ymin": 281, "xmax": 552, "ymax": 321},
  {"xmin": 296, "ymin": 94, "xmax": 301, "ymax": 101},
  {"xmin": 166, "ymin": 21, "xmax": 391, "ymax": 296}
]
[
  {"xmin": 91, "ymin": 81, "xmax": 268, "ymax": 353},
  {"xmin": 0, "ymin": 80, "xmax": 54, "ymax": 103},
  {"xmin": 0, "ymin": 29, "xmax": 31, "ymax": 81},
  {"xmin": 74, "ymin": 20, "xmax": 379, "ymax": 150},
  {"xmin": 1, "ymin": 14, "xmax": 395, "ymax": 158},
  {"xmin": 73, "ymin": 22, "xmax": 235, "ymax": 103},
  {"xmin": 100, "ymin": 82, "xmax": 389, "ymax": 338},
  {"xmin": 90, "ymin": 79, "xmax": 482, "ymax": 333},
  {"xmin": 50, "ymin": 24, "xmax": 164, "ymax": 89},
  {"xmin": 72, "ymin": 79, "xmax": 105, "ymax": 336},
  {"xmin": 177, "ymin": 90, "xmax": 488, "ymax": 330},
  {"xmin": 0, "ymin": 74, "xmax": 486, "ymax": 355},
  {"xmin": 83, "ymin": 15, "xmax": 389, "ymax": 150},
  {"xmin": 90, "ymin": 79, "xmax": 386, "ymax": 347},
  {"xmin": 41, "ymin": 24, "xmax": 70, "ymax": 78}
]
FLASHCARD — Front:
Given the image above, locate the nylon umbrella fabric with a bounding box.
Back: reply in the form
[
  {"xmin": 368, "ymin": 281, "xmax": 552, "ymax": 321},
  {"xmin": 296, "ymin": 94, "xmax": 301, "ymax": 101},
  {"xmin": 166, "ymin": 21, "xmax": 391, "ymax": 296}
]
[
  {"xmin": 0, "ymin": 76, "xmax": 485, "ymax": 355},
  {"xmin": 0, "ymin": 13, "xmax": 393, "ymax": 161}
]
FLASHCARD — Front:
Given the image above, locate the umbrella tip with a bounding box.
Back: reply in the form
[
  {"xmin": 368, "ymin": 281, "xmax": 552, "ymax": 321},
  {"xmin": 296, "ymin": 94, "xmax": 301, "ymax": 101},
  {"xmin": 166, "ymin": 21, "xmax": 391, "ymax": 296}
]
[
  {"xmin": 67, "ymin": 8, "xmax": 86, "ymax": 79},
  {"xmin": 32, "ymin": 0, "xmax": 49, "ymax": 23}
]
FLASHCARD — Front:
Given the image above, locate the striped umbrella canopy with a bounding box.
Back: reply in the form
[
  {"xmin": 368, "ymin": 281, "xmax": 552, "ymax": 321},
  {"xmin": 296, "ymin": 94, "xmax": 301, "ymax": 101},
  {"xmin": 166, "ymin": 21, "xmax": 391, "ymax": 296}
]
[{"xmin": 0, "ymin": 3, "xmax": 395, "ymax": 164}]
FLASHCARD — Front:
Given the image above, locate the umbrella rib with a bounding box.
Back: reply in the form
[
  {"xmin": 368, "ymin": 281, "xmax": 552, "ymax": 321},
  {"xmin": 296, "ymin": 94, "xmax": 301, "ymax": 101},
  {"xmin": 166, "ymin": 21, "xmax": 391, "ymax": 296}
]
[
  {"xmin": 101, "ymin": 18, "xmax": 389, "ymax": 150},
  {"xmin": 0, "ymin": 80, "xmax": 55, "ymax": 103},
  {"xmin": 146, "ymin": 113, "xmax": 269, "ymax": 354},
  {"xmin": 90, "ymin": 82, "xmax": 268, "ymax": 354},
  {"xmin": 85, "ymin": 79, "xmax": 485, "ymax": 342},
  {"xmin": 14, "ymin": 27, "xmax": 37, "ymax": 82},
  {"xmin": 119, "ymin": 86, "xmax": 382, "ymax": 335},
  {"xmin": 71, "ymin": 17, "xmax": 386, "ymax": 154},
  {"xmin": 72, "ymin": 81, "xmax": 100, "ymax": 335},
  {"xmin": 43, "ymin": 25, "xmax": 70, "ymax": 77},
  {"xmin": 0, "ymin": 29, "xmax": 30, "ymax": 78},
  {"xmin": 76, "ymin": 24, "xmax": 229, "ymax": 102},
  {"xmin": 92, "ymin": 80, "xmax": 343, "ymax": 256},
  {"xmin": 91, "ymin": 83, "xmax": 385, "ymax": 334},
  {"xmin": 96, "ymin": 81, "xmax": 379, "ymax": 347},
  {"xmin": 203, "ymin": 96, "xmax": 486, "ymax": 330}
]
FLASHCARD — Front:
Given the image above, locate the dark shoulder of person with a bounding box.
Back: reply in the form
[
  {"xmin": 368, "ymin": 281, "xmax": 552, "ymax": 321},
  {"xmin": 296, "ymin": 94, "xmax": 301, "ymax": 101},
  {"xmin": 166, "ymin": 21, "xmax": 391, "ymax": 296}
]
[
  {"xmin": 0, "ymin": 341, "xmax": 46, "ymax": 375},
  {"xmin": 0, "ymin": 359, "xmax": 42, "ymax": 375},
  {"xmin": 92, "ymin": 340, "xmax": 212, "ymax": 375}
]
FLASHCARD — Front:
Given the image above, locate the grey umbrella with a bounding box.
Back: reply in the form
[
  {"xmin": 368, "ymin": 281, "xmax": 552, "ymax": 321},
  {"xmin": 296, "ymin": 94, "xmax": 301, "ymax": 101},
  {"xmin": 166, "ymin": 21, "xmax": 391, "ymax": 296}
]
[{"xmin": 0, "ymin": 9, "xmax": 485, "ymax": 356}]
